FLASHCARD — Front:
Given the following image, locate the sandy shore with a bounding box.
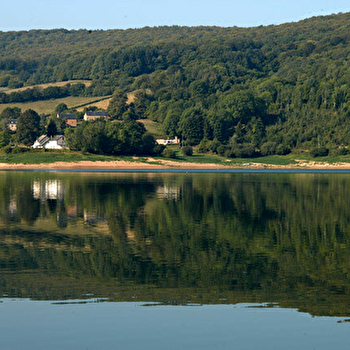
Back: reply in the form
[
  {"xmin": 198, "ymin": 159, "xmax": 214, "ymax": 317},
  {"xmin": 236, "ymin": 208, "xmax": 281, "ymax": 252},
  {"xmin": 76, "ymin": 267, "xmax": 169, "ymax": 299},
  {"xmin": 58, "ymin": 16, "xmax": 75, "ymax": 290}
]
[{"xmin": 1, "ymin": 158, "xmax": 350, "ymax": 170}]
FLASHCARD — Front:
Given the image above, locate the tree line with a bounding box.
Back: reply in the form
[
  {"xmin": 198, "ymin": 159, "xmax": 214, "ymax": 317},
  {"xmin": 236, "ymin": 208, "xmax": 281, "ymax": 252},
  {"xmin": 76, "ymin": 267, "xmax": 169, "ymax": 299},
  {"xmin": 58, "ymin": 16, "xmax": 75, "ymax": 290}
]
[
  {"xmin": 1, "ymin": 13, "xmax": 350, "ymax": 152},
  {"xmin": 0, "ymin": 82, "xmax": 90, "ymax": 104}
]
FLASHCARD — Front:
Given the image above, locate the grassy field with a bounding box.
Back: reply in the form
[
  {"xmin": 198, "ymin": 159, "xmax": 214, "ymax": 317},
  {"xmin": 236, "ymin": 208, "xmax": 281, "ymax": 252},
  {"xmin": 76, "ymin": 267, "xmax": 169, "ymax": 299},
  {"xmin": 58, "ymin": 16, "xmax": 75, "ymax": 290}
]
[
  {"xmin": 0, "ymin": 151, "xmax": 137, "ymax": 164},
  {"xmin": 2, "ymin": 148, "xmax": 348, "ymax": 166},
  {"xmin": 137, "ymin": 119, "xmax": 166, "ymax": 138},
  {"xmin": 0, "ymin": 80, "xmax": 92, "ymax": 93},
  {"xmin": 0, "ymin": 96, "xmax": 110, "ymax": 114}
]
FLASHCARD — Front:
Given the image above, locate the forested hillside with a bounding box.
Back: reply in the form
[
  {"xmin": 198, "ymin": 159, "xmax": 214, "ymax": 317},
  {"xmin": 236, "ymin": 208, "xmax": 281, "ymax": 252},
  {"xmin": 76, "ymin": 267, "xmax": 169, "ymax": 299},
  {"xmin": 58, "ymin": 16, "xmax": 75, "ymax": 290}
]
[{"xmin": 1, "ymin": 12, "xmax": 350, "ymax": 154}]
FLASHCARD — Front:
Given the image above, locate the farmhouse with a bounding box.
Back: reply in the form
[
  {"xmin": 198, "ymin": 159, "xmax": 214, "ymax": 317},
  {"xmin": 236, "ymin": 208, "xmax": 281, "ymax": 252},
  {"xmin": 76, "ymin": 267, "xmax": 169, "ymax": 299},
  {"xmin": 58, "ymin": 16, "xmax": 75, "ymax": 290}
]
[
  {"xmin": 57, "ymin": 113, "xmax": 77, "ymax": 127},
  {"xmin": 7, "ymin": 120, "xmax": 17, "ymax": 132},
  {"xmin": 84, "ymin": 111, "xmax": 109, "ymax": 121},
  {"xmin": 32, "ymin": 135, "xmax": 67, "ymax": 150},
  {"xmin": 156, "ymin": 136, "xmax": 180, "ymax": 145}
]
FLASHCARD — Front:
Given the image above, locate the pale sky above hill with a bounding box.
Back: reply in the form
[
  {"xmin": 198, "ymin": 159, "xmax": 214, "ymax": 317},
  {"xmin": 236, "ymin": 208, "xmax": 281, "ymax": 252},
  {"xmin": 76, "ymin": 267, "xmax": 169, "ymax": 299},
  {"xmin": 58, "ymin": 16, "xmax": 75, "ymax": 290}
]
[{"xmin": 1, "ymin": 0, "xmax": 350, "ymax": 31}]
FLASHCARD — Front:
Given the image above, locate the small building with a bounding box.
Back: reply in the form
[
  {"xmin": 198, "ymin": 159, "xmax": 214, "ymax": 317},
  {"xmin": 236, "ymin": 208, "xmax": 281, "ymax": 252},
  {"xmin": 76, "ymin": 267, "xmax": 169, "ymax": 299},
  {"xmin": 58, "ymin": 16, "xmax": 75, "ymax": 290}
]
[
  {"xmin": 83, "ymin": 111, "xmax": 109, "ymax": 121},
  {"xmin": 32, "ymin": 135, "xmax": 67, "ymax": 150},
  {"xmin": 57, "ymin": 113, "xmax": 77, "ymax": 127},
  {"xmin": 7, "ymin": 120, "xmax": 17, "ymax": 132},
  {"xmin": 156, "ymin": 136, "xmax": 180, "ymax": 145}
]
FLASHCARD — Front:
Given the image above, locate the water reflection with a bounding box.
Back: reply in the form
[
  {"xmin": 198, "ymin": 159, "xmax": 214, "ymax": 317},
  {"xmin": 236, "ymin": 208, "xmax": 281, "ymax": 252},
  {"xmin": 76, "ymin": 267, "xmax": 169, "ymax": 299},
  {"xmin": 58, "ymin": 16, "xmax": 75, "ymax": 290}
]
[{"xmin": 0, "ymin": 172, "xmax": 350, "ymax": 316}]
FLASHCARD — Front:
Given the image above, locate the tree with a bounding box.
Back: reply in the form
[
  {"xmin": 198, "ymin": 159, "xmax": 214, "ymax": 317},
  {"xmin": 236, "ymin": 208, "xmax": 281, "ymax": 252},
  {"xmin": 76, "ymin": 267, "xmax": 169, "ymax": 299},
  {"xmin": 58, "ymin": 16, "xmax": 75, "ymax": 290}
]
[
  {"xmin": 47, "ymin": 119, "xmax": 58, "ymax": 137},
  {"xmin": 179, "ymin": 108, "xmax": 204, "ymax": 145},
  {"xmin": 108, "ymin": 89, "xmax": 128, "ymax": 119},
  {"xmin": 0, "ymin": 107, "xmax": 21, "ymax": 120},
  {"xmin": 55, "ymin": 103, "xmax": 68, "ymax": 114},
  {"xmin": 17, "ymin": 109, "xmax": 41, "ymax": 145}
]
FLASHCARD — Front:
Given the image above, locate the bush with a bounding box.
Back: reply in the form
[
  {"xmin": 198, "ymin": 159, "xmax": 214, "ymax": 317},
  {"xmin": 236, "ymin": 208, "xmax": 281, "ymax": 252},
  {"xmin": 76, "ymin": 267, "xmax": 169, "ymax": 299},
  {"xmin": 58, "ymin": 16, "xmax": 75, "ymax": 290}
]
[
  {"xmin": 11, "ymin": 146, "xmax": 30, "ymax": 154},
  {"xmin": 153, "ymin": 144, "xmax": 165, "ymax": 156},
  {"xmin": 181, "ymin": 146, "xmax": 193, "ymax": 156},
  {"xmin": 310, "ymin": 147, "xmax": 329, "ymax": 157},
  {"xmin": 232, "ymin": 143, "xmax": 257, "ymax": 158},
  {"xmin": 198, "ymin": 139, "xmax": 211, "ymax": 153},
  {"xmin": 260, "ymin": 141, "xmax": 277, "ymax": 156},
  {"xmin": 276, "ymin": 144, "xmax": 291, "ymax": 155},
  {"xmin": 209, "ymin": 139, "xmax": 221, "ymax": 154},
  {"xmin": 329, "ymin": 147, "xmax": 348, "ymax": 156},
  {"xmin": 162, "ymin": 148, "xmax": 176, "ymax": 158},
  {"xmin": 217, "ymin": 145, "xmax": 227, "ymax": 156},
  {"xmin": 2, "ymin": 145, "xmax": 12, "ymax": 154}
]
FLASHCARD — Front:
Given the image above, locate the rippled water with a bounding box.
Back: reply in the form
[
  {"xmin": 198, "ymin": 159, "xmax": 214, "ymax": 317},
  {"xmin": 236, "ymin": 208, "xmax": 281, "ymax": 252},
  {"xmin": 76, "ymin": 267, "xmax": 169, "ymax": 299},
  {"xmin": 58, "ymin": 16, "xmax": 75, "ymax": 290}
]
[{"xmin": 1, "ymin": 171, "xmax": 350, "ymax": 348}]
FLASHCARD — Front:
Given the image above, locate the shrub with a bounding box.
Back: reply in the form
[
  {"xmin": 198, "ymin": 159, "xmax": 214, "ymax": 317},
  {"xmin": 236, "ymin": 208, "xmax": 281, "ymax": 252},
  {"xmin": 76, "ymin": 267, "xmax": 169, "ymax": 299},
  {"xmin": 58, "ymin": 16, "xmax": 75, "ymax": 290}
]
[
  {"xmin": 276, "ymin": 144, "xmax": 291, "ymax": 155},
  {"xmin": 198, "ymin": 139, "xmax": 211, "ymax": 153},
  {"xmin": 208, "ymin": 139, "xmax": 221, "ymax": 154},
  {"xmin": 11, "ymin": 146, "xmax": 30, "ymax": 154},
  {"xmin": 310, "ymin": 147, "xmax": 329, "ymax": 157},
  {"xmin": 260, "ymin": 141, "xmax": 277, "ymax": 156},
  {"xmin": 162, "ymin": 148, "xmax": 176, "ymax": 158},
  {"xmin": 330, "ymin": 147, "xmax": 348, "ymax": 156},
  {"xmin": 3, "ymin": 145, "xmax": 12, "ymax": 154},
  {"xmin": 217, "ymin": 145, "xmax": 227, "ymax": 156},
  {"xmin": 232, "ymin": 143, "xmax": 257, "ymax": 158},
  {"xmin": 181, "ymin": 146, "xmax": 193, "ymax": 156},
  {"xmin": 153, "ymin": 144, "xmax": 165, "ymax": 156}
]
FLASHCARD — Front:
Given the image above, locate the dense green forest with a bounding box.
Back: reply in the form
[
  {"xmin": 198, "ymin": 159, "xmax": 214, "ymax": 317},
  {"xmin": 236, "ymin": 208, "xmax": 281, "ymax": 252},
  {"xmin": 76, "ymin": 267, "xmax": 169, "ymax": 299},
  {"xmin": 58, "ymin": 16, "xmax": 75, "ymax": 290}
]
[{"xmin": 2, "ymin": 12, "xmax": 350, "ymax": 154}]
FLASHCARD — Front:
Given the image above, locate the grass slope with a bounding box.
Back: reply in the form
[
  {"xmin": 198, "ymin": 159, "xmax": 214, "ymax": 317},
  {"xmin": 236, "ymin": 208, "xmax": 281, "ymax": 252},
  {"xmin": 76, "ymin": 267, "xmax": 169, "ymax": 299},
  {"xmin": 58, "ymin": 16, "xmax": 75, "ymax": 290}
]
[
  {"xmin": 0, "ymin": 80, "xmax": 92, "ymax": 93},
  {"xmin": 0, "ymin": 96, "xmax": 110, "ymax": 114}
]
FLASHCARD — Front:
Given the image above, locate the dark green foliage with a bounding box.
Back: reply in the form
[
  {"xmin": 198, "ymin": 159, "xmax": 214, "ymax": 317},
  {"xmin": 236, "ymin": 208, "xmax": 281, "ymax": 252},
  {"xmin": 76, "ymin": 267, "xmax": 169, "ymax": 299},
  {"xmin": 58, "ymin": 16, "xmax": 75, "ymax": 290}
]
[
  {"xmin": 198, "ymin": 138, "xmax": 211, "ymax": 153},
  {"xmin": 55, "ymin": 103, "xmax": 68, "ymax": 114},
  {"xmin": 107, "ymin": 89, "xmax": 128, "ymax": 119},
  {"xmin": 162, "ymin": 148, "xmax": 176, "ymax": 158},
  {"xmin": 310, "ymin": 147, "xmax": 329, "ymax": 157},
  {"xmin": 46, "ymin": 119, "xmax": 57, "ymax": 137},
  {"xmin": 179, "ymin": 108, "xmax": 204, "ymax": 145},
  {"xmin": 0, "ymin": 130, "xmax": 11, "ymax": 148},
  {"xmin": 3, "ymin": 13, "xmax": 350, "ymax": 151},
  {"xmin": 260, "ymin": 141, "xmax": 277, "ymax": 156},
  {"xmin": 276, "ymin": 144, "xmax": 291, "ymax": 155},
  {"xmin": 0, "ymin": 107, "xmax": 21, "ymax": 120},
  {"xmin": 231, "ymin": 143, "xmax": 257, "ymax": 158},
  {"xmin": 65, "ymin": 119, "xmax": 156, "ymax": 155},
  {"xmin": 16, "ymin": 109, "xmax": 41, "ymax": 145},
  {"xmin": 0, "ymin": 84, "xmax": 89, "ymax": 104},
  {"xmin": 181, "ymin": 146, "xmax": 193, "ymax": 156},
  {"xmin": 330, "ymin": 147, "xmax": 348, "ymax": 156}
]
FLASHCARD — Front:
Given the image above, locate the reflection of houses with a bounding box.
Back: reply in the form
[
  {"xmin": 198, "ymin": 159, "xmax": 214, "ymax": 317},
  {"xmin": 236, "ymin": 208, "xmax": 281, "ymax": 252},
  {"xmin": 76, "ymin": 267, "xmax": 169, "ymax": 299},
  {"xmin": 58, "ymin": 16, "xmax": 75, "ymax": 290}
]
[
  {"xmin": 32, "ymin": 135, "xmax": 68, "ymax": 150},
  {"xmin": 156, "ymin": 185, "xmax": 181, "ymax": 200},
  {"xmin": 156, "ymin": 136, "xmax": 180, "ymax": 145},
  {"xmin": 83, "ymin": 111, "xmax": 109, "ymax": 121},
  {"xmin": 8, "ymin": 198, "xmax": 17, "ymax": 216},
  {"xmin": 33, "ymin": 180, "xmax": 65, "ymax": 201},
  {"xmin": 7, "ymin": 120, "xmax": 17, "ymax": 131},
  {"xmin": 57, "ymin": 113, "xmax": 77, "ymax": 127}
]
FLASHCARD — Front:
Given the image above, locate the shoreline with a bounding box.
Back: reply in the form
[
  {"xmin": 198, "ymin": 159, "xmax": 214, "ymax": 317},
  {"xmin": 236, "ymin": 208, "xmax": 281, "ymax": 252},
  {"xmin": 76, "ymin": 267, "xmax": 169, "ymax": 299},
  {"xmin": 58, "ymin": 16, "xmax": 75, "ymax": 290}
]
[{"xmin": 1, "ymin": 159, "xmax": 350, "ymax": 170}]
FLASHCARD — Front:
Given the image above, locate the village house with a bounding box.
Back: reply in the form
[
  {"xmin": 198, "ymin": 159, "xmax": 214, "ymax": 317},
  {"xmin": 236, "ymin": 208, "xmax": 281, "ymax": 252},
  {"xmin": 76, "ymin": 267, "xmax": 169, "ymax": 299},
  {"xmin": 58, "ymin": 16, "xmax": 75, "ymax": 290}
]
[
  {"xmin": 7, "ymin": 120, "xmax": 17, "ymax": 132},
  {"xmin": 32, "ymin": 135, "xmax": 67, "ymax": 150},
  {"xmin": 156, "ymin": 136, "xmax": 180, "ymax": 145},
  {"xmin": 57, "ymin": 113, "xmax": 77, "ymax": 127},
  {"xmin": 83, "ymin": 111, "xmax": 109, "ymax": 121}
]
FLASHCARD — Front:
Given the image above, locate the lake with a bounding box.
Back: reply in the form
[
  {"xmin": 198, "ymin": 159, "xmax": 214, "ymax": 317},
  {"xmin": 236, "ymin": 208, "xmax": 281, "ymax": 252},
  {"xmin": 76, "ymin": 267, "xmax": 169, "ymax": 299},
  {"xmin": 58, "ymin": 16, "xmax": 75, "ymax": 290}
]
[{"xmin": 1, "ymin": 171, "xmax": 350, "ymax": 349}]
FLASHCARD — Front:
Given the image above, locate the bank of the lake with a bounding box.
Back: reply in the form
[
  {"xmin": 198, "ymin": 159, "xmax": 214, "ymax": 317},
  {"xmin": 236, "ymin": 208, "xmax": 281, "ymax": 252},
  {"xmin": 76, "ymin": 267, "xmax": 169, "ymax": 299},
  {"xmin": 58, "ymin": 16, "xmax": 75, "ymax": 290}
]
[{"xmin": 1, "ymin": 154, "xmax": 350, "ymax": 170}]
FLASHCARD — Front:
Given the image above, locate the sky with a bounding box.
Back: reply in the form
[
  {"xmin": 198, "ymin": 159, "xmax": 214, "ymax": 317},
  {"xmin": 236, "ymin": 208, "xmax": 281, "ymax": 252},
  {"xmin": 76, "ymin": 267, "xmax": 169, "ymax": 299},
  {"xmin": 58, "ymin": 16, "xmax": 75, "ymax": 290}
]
[{"xmin": 1, "ymin": 0, "xmax": 350, "ymax": 31}]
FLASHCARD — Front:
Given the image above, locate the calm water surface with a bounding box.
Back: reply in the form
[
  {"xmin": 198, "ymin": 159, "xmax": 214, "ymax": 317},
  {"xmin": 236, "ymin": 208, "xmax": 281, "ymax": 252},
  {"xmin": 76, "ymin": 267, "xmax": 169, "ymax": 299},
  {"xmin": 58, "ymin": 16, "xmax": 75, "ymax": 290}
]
[{"xmin": 1, "ymin": 171, "xmax": 350, "ymax": 349}]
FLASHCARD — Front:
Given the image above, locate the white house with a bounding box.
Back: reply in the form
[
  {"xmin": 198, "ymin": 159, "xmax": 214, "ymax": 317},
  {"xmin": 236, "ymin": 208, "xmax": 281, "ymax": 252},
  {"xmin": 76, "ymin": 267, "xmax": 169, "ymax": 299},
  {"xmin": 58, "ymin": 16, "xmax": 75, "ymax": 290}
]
[
  {"xmin": 32, "ymin": 135, "xmax": 67, "ymax": 150},
  {"xmin": 156, "ymin": 136, "xmax": 180, "ymax": 145}
]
